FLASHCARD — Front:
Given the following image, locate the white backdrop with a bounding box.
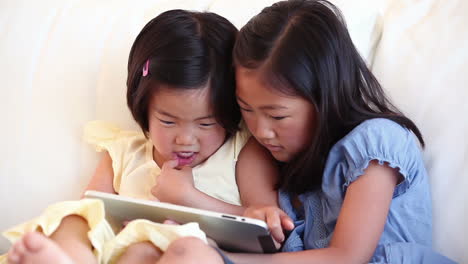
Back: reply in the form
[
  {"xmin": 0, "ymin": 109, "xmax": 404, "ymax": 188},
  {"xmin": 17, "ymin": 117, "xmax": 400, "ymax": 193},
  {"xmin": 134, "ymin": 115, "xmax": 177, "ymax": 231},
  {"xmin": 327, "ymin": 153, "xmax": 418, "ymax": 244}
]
[{"xmin": 0, "ymin": 0, "xmax": 466, "ymax": 262}]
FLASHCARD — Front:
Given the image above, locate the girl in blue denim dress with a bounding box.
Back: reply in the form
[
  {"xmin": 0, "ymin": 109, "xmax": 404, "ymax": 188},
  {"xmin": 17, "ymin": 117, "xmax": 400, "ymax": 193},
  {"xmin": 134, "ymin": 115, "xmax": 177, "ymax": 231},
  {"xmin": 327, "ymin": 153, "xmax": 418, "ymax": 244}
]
[{"xmin": 215, "ymin": 0, "xmax": 456, "ymax": 263}]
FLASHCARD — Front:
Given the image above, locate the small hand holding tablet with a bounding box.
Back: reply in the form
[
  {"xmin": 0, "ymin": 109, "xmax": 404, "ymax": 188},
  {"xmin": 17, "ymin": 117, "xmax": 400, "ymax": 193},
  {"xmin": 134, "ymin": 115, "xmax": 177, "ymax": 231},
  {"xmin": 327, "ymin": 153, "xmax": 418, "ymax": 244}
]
[{"xmin": 244, "ymin": 205, "xmax": 295, "ymax": 248}]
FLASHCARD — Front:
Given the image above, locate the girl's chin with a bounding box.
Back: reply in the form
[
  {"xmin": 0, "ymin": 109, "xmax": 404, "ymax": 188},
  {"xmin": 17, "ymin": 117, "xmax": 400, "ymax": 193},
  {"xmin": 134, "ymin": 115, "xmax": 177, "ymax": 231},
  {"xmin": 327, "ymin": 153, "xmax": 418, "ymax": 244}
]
[{"xmin": 270, "ymin": 152, "xmax": 291, "ymax": 162}]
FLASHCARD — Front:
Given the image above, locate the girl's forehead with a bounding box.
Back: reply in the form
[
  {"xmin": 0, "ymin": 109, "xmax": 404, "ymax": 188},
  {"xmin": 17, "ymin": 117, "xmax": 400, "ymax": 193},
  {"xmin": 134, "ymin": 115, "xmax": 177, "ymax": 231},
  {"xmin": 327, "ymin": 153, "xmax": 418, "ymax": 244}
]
[
  {"xmin": 153, "ymin": 83, "xmax": 210, "ymax": 99},
  {"xmin": 149, "ymin": 84, "xmax": 214, "ymax": 116},
  {"xmin": 236, "ymin": 69, "xmax": 297, "ymax": 99}
]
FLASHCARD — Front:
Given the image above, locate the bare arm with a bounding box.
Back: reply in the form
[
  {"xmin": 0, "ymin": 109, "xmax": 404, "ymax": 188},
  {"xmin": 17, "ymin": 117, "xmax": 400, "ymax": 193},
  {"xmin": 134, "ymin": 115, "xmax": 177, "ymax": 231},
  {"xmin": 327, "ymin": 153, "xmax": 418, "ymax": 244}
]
[
  {"xmin": 236, "ymin": 138, "xmax": 295, "ymax": 243},
  {"xmin": 236, "ymin": 137, "xmax": 279, "ymax": 208},
  {"xmin": 173, "ymin": 185, "xmax": 246, "ymax": 215},
  {"xmin": 81, "ymin": 152, "xmax": 116, "ymax": 197},
  {"xmin": 227, "ymin": 160, "xmax": 399, "ymax": 264}
]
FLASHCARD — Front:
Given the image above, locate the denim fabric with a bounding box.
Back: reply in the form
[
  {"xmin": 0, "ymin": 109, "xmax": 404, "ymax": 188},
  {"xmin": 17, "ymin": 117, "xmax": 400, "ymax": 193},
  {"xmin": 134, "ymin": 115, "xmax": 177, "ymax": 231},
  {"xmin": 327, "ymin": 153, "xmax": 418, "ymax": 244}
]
[
  {"xmin": 214, "ymin": 247, "xmax": 235, "ymax": 264},
  {"xmin": 279, "ymin": 118, "xmax": 456, "ymax": 263}
]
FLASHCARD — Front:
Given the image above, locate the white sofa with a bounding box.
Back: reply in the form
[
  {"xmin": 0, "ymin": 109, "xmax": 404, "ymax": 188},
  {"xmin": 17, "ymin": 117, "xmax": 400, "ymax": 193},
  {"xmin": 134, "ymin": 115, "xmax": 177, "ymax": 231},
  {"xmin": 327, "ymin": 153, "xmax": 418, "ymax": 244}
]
[{"xmin": 0, "ymin": 0, "xmax": 466, "ymax": 262}]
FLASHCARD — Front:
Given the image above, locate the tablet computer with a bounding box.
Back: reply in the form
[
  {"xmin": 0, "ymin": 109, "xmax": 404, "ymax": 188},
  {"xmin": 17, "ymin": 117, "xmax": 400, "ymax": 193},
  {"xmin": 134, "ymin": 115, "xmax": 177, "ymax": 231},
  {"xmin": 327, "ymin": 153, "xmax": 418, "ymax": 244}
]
[{"xmin": 84, "ymin": 191, "xmax": 276, "ymax": 253}]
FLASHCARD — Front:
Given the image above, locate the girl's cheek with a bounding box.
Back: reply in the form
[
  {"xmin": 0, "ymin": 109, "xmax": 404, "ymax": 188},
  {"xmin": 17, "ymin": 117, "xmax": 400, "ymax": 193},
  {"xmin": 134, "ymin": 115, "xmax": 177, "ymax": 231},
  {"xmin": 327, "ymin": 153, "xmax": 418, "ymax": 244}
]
[{"xmin": 242, "ymin": 115, "xmax": 256, "ymax": 130}]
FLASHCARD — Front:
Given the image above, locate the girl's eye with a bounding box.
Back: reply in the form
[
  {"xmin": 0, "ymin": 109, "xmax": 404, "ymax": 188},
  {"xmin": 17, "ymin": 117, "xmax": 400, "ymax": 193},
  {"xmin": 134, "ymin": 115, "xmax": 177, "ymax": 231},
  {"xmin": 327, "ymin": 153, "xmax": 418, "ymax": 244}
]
[
  {"xmin": 270, "ymin": 116, "xmax": 286, "ymax": 120},
  {"xmin": 200, "ymin": 123, "xmax": 216, "ymax": 127},
  {"xmin": 240, "ymin": 107, "xmax": 253, "ymax": 112},
  {"xmin": 159, "ymin": 119, "xmax": 174, "ymax": 125}
]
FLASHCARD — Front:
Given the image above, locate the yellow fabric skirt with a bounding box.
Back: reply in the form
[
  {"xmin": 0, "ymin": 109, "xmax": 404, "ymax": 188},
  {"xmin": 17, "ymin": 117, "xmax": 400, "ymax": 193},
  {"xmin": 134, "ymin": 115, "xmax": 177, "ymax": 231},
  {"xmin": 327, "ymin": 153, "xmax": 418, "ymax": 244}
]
[{"xmin": 0, "ymin": 199, "xmax": 207, "ymax": 264}]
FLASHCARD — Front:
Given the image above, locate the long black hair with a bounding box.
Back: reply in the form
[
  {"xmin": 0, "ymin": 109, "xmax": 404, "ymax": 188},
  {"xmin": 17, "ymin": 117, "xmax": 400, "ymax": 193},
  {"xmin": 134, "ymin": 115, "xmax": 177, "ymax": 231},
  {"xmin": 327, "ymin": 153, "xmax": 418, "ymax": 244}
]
[
  {"xmin": 127, "ymin": 10, "xmax": 240, "ymax": 136},
  {"xmin": 234, "ymin": 0, "xmax": 424, "ymax": 194}
]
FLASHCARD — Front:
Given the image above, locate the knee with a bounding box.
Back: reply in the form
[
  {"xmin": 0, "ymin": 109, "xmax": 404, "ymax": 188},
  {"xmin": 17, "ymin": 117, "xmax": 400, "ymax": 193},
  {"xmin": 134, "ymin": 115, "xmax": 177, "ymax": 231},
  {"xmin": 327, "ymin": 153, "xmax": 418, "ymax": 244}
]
[
  {"xmin": 161, "ymin": 237, "xmax": 222, "ymax": 264},
  {"xmin": 165, "ymin": 237, "xmax": 206, "ymax": 256},
  {"xmin": 60, "ymin": 215, "xmax": 88, "ymax": 228},
  {"xmin": 126, "ymin": 241, "xmax": 162, "ymax": 256},
  {"xmin": 116, "ymin": 241, "xmax": 162, "ymax": 263},
  {"xmin": 52, "ymin": 214, "xmax": 90, "ymax": 240}
]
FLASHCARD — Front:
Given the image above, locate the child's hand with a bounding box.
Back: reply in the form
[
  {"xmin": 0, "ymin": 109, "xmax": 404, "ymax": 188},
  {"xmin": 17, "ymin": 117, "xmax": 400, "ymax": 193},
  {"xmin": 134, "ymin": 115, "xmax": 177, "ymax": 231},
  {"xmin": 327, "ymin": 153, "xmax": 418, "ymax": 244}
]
[
  {"xmin": 244, "ymin": 205, "xmax": 294, "ymax": 246},
  {"xmin": 151, "ymin": 159, "xmax": 195, "ymax": 205}
]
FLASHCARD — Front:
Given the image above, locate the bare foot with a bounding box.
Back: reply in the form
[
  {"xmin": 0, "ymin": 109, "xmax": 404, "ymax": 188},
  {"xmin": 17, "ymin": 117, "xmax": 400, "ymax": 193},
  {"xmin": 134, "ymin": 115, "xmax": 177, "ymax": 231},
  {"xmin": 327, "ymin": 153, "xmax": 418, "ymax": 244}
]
[
  {"xmin": 7, "ymin": 232, "xmax": 74, "ymax": 264},
  {"xmin": 116, "ymin": 241, "xmax": 163, "ymax": 264}
]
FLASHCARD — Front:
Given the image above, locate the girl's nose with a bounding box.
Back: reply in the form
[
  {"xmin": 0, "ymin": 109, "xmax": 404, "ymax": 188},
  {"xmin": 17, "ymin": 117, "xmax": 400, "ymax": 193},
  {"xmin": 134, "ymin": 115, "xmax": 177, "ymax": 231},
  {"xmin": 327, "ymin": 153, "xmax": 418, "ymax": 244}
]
[
  {"xmin": 255, "ymin": 119, "xmax": 275, "ymax": 140},
  {"xmin": 175, "ymin": 129, "xmax": 196, "ymax": 145}
]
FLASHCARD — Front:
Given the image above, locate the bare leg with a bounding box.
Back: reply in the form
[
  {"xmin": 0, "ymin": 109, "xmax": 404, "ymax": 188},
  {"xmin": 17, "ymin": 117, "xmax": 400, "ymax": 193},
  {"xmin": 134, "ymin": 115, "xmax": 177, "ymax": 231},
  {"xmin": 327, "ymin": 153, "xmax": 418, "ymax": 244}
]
[
  {"xmin": 116, "ymin": 241, "xmax": 163, "ymax": 264},
  {"xmin": 7, "ymin": 215, "xmax": 96, "ymax": 264},
  {"xmin": 49, "ymin": 215, "xmax": 96, "ymax": 263},
  {"xmin": 157, "ymin": 237, "xmax": 224, "ymax": 264}
]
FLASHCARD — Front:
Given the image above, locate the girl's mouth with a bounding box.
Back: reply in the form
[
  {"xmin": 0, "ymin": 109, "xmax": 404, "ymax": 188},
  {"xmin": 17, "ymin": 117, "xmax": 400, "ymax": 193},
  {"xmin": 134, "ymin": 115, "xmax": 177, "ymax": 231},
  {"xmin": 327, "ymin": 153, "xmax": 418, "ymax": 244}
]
[
  {"xmin": 264, "ymin": 144, "xmax": 282, "ymax": 152},
  {"xmin": 174, "ymin": 152, "xmax": 197, "ymax": 166}
]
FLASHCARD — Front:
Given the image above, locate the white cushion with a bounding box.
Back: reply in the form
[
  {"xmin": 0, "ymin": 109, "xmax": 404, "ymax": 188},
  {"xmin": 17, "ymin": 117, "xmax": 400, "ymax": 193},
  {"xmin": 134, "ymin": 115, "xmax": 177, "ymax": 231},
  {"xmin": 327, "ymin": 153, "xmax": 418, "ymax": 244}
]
[{"xmin": 372, "ymin": 0, "xmax": 468, "ymax": 262}]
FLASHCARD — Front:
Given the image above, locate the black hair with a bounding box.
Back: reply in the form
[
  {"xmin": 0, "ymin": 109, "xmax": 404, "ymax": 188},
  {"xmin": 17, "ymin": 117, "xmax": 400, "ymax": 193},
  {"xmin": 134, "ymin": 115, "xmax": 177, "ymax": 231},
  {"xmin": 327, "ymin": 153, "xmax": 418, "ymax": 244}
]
[
  {"xmin": 127, "ymin": 9, "xmax": 240, "ymax": 136},
  {"xmin": 234, "ymin": 0, "xmax": 424, "ymax": 194}
]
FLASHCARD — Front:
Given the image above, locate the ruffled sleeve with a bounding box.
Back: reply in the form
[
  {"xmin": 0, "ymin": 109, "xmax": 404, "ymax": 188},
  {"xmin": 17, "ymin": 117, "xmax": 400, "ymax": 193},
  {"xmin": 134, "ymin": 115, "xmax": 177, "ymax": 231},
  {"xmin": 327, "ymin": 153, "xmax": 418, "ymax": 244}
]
[
  {"xmin": 83, "ymin": 120, "xmax": 143, "ymax": 192},
  {"xmin": 337, "ymin": 118, "xmax": 425, "ymax": 197},
  {"xmin": 83, "ymin": 121, "xmax": 140, "ymax": 151}
]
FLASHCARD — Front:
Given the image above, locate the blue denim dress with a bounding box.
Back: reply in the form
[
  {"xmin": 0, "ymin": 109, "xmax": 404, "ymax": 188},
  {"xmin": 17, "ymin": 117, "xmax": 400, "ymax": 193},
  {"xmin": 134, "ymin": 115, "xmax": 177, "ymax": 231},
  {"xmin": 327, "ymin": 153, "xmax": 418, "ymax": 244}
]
[{"xmin": 279, "ymin": 118, "xmax": 456, "ymax": 263}]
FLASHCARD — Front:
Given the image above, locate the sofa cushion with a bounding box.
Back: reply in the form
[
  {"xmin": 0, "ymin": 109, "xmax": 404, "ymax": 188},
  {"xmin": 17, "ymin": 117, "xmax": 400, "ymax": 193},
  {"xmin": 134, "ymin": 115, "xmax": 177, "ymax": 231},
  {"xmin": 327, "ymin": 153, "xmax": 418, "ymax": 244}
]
[{"xmin": 372, "ymin": 0, "xmax": 468, "ymax": 262}]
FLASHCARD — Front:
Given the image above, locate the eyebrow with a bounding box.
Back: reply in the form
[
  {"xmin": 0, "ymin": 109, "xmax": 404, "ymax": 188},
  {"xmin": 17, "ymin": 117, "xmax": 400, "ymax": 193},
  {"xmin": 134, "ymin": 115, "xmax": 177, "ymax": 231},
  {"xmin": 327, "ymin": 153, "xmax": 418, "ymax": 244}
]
[
  {"xmin": 236, "ymin": 96, "xmax": 288, "ymax": 110},
  {"xmin": 155, "ymin": 109, "xmax": 214, "ymax": 121}
]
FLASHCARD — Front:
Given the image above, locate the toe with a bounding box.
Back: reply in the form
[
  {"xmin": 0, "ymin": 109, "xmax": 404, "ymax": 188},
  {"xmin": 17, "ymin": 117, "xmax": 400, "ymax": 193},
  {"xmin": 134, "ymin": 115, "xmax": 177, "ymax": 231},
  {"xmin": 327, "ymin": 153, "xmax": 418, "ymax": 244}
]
[
  {"xmin": 23, "ymin": 232, "xmax": 45, "ymax": 252},
  {"xmin": 7, "ymin": 252, "xmax": 21, "ymax": 264},
  {"xmin": 7, "ymin": 242, "xmax": 24, "ymax": 264}
]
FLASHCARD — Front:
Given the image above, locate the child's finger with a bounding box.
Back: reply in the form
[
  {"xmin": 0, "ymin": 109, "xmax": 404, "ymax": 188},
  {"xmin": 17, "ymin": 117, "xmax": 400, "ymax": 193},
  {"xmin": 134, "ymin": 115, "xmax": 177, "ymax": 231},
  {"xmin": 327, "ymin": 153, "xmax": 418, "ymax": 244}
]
[
  {"xmin": 163, "ymin": 219, "xmax": 180, "ymax": 225},
  {"xmin": 279, "ymin": 211, "xmax": 295, "ymax": 231},
  {"xmin": 266, "ymin": 210, "xmax": 284, "ymax": 243},
  {"xmin": 180, "ymin": 166, "xmax": 192, "ymax": 173},
  {"xmin": 162, "ymin": 159, "xmax": 179, "ymax": 170}
]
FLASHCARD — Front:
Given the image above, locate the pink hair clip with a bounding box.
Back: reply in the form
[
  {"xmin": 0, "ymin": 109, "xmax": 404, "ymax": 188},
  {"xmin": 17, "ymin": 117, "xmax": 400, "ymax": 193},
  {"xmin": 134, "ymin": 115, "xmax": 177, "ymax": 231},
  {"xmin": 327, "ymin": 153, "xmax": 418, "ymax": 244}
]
[{"xmin": 142, "ymin": 59, "xmax": 150, "ymax": 77}]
